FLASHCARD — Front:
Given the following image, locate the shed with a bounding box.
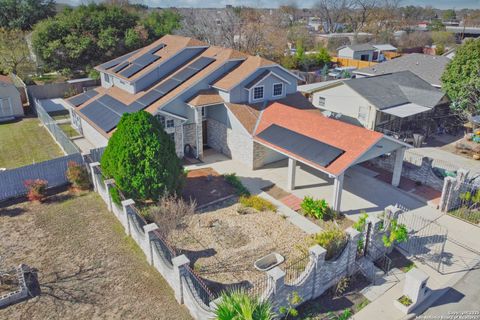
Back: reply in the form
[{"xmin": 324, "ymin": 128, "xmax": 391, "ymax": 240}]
[{"xmin": 0, "ymin": 75, "xmax": 23, "ymax": 120}]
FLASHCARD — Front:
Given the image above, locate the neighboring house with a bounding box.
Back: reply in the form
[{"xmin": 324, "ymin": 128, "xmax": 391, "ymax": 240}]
[
  {"xmin": 353, "ymin": 53, "xmax": 450, "ymax": 88},
  {"xmin": 337, "ymin": 44, "xmax": 376, "ymax": 61},
  {"xmin": 303, "ymin": 71, "xmax": 448, "ymax": 136},
  {"xmin": 0, "ymin": 75, "xmax": 24, "ymax": 120}
]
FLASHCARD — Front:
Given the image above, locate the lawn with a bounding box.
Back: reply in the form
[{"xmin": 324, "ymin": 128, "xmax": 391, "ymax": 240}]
[
  {"xmin": 58, "ymin": 123, "xmax": 79, "ymax": 138},
  {"xmin": 0, "ymin": 118, "xmax": 64, "ymax": 169},
  {"xmin": 0, "ymin": 191, "xmax": 191, "ymax": 320}
]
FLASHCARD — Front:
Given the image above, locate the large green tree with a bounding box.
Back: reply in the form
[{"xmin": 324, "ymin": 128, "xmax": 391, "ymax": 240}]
[
  {"xmin": 0, "ymin": 0, "xmax": 55, "ymax": 30},
  {"xmin": 441, "ymin": 39, "xmax": 480, "ymax": 118},
  {"xmin": 101, "ymin": 111, "xmax": 183, "ymax": 202},
  {"xmin": 31, "ymin": 4, "xmax": 180, "ymax": 72},
  {"xmin": 0, "ymin": 28, "xmax": 35, "ymax": 77}
]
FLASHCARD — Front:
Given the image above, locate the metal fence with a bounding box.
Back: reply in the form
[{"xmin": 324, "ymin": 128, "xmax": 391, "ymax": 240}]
[
  {"xmin": 244, "ymin": 274, "xmax": 272, "ymax": 299},
  {"xmin": 284, "ymin": 253, "xmax": 311, "ymax": 285},
  {"xmin": 183, "ymin": 265, "xmax": 217, "ymax": 308},
  {"xmin": 404, "ymin": 150, "xmax": 460, "ymax": 173},
  {"xmin": 446, "ymin": 182, "xmax": 480, "ymax": 225},
  {"xmin": 0, "ymin": 153, "xmax": 83, "ymax": 201},
  {"xmin": 35, "ymin": 99, "xmax": 81, "ymax": 155},
  {"xmin": 152, "ymin": 231, "xmax": 177, "ymax": 267}
]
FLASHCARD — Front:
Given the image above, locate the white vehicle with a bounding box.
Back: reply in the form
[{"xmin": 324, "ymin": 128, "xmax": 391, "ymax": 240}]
[{"xmin": 328, "ymin": 66, "xmax": 357, "ymax": 79}]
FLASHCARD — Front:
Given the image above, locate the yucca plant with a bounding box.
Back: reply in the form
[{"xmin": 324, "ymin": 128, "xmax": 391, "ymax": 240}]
[{"xmin": 215, "ymin": 289, "xmax": 274, "ymax": 320}]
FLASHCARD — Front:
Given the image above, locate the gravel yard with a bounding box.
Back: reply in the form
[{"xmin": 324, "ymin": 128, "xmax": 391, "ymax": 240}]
[
  {"xmin": 170, "ymin": 198, "xmax": 310, "ymax": 294},
  {"xmin": 0, "ymin": 191, "xmax": 191, "ymax": 320}
]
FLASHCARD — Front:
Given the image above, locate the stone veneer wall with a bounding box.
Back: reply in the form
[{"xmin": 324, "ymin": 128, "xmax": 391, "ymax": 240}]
[
  {"xmin": 206, "ymin": 118, "xmax": 253, "ymax": 168},
  {"xmin": 253, "ymin": 142, "xmax": 272, "ymax": 169},
  {"xmin": 367, "ymin": 150, "xmax": 446, "ymax": 191}
]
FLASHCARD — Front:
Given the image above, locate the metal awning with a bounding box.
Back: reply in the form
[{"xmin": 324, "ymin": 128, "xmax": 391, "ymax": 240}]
[{"xmin": 381, "ymin": 103, "xmax": 431, "ymax": 118}]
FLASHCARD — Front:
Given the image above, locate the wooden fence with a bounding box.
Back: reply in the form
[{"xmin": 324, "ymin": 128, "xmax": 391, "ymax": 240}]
[{"xmin": 331, "ymin": 57, "xmax": 377, "ymax": 68}]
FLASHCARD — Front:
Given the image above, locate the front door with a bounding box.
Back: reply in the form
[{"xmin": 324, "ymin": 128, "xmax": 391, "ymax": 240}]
[{"xmin": 202, "ymin": 120, "xmax": 207, "ymax": 146}]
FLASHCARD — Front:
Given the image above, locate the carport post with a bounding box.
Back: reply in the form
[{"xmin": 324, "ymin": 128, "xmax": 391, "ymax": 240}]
[
  {"xmin": 392, "ymin": 147, "xmax": 406, "ymax": 187},
  {"xmin": 287, "ymin": 158, "xmax": 297, "ymax": 191},
  {"xmin": 332, "ymin": 173, "xmax": 344, "ymax": 212}
]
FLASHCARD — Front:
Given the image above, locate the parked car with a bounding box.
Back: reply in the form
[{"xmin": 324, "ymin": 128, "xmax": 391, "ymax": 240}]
[{"xmin": 328, "ymin": 67, "xmax": 357, "ymax": 79}]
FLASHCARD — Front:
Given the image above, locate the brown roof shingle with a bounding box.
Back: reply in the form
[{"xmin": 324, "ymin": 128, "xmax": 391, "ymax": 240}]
[{"xmin": 187, "ymin": 89, "xmax": 224, "ymax": 107}]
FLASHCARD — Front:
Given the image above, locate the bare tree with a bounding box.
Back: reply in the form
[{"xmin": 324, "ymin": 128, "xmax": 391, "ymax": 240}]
[
  {"xmin": 0, "ymin": 29, "xmax": 35, "ymax": 77},
  {"xmin": 346, "ymin": 0, "xmax": 378, "ymax": 40},
  {"xmin": 314, "ymin": 0, "xmax": 350, "ymax": 33}
]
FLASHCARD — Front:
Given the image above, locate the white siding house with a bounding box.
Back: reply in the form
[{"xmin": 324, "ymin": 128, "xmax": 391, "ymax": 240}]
[{"xmin": 0, "ymin": 75, "xmax": 23, "ymax": 119}]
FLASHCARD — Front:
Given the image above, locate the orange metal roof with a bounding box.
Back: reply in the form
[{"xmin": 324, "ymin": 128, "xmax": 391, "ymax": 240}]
[{"xmin": 254, "ymin": 102, "xmax": 383, "ymax": 176}]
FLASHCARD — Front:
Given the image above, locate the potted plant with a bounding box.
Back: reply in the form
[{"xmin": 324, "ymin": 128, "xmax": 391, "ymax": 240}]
[{"xmin": 394, "ymin": 295, "xmax": 414, "ymax": 314}]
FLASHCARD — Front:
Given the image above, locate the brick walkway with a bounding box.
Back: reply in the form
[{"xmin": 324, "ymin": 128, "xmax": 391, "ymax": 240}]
[{"xmin": 280, "ymin": 194, "xmax": 302, "ymax": 211}]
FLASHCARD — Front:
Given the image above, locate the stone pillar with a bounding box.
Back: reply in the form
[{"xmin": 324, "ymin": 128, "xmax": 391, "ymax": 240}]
[
  {"xmin": 404, "ymin": 268, "xmax": 430, "ymax": 304},
  {"xmin": 439, "ymin": 176, "xmax": 455, "ymax": 212},
  {"xmin": 267, "ymin": 267, "xmax": 285, "ymax": 297},
  {"xmin": 365, "ymin": 216, "xmax": 383, "ymax": 257},
  {"xmin": 172, "ymin": 255, "xmax": 190, "ymax": 304},
  {"xmin": 309, "ymin": 245, "xmax": 326, "ymax": 299},
  {"xmin": 346, "ymin": 227, "xmax": 361, "ymax": 275},
  {"xmin": 287, "ymin": 158, "xmax": 297, "ymax": 191},
  {"xmin": 143, "ymin": 223, "xmax": 160, "ymax": 266},
  {"xmin": 89, "ymin": 162, "xmax": 100, "ymax": 192},
  {"xmin": 194, "ymin": 108, "xmax": 203, "ymax": 160},
  {"xmin": 384, "ymin": 205, "xmax": 402, "ymax": 230},
  {"xmin": 332, "ymin": 173, "xmax": 344, "ymax": 212},
  {"xmin": 392, "ymin": 147, "xmax": 406, "ymax": 187},
  {"xmin": 104, "ymin": 179, "xmax": 115, "ymax": 212},
  {"xmin": 121, "ymin": 199, "xmax": 135, "ymax": 236}
]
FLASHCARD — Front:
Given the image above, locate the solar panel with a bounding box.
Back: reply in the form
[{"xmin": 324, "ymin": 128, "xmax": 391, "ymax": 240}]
[
  {"xmin": 137, "ymin": 90, "xmax": 164, "ymax": 106},
  {"xmin": 120, "ymin": 64, "xmax": 143, "ymax": 78},
  {"xmin": 256, "ymin": 124, "xmax": 345, "ymax": 168},
  {"xmin": 113, "ymin": 61, "xmax": 130, "ymax": 73},
  {"xmin": 69, "ymin": 89, "xmax": 99, "ymax": 107},
  {"xmin": 154, "ymin": 79, "xmax": 181, "ymax": 95},
  {"xmin": 172, "ymin": 67, "xmax": 198, "ymax": 82},
  {"xmin": 188, "ymin": 57, "xmax": 215, "ymax": 70},
  {"xmin": 128, "ymin": 101, "xmax": 146, "ymax": 112},
  {"xmin": 97, "ymin": 95, "xmax": 130, "ymax": 114},
  {"xmin": 148, "ymin": 43, "xmax": 165, "ymax": 54},
  {"xmin": 100, "ymin": 58, "xmax": 121, "ymax": 70},
  {"xmin": 134, "ymin": 53, "xmax": 160, "ymax": 67},
  {"xmin": 80, "ymin": 101, "xmax": 121, "ymax": 133}
]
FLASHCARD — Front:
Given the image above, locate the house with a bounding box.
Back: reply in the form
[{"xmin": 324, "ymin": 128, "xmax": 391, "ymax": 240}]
[
  {"xmin": 300, "ymin": 71, "xmax": 448, "ymax": 136},
  {"xmin": 337, "ymin": 44, "xmax": 376, "ymax": 61},
  {"xmin": 353, "ymin": 53, "xmax": 450, "ymax": 88},
  {"xmin": 67, "ymin": 34, "xmax": 407, "ymax": 211},
  {"xmin": 0, "ymin": 75, "xmax": 23, "ymax": 120}
]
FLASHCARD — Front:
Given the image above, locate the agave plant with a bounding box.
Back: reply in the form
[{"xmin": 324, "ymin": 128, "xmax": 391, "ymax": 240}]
[{"xmin": 215, "ymin": 289, "xmax": 274, "ymax": 320}]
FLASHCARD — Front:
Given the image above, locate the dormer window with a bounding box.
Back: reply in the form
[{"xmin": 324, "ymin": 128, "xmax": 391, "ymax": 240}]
[
  {"xmin": 253, "ymin": 86, "xmax": 264, "ymax": 101},
  {"xmin": 273, "ymin": 83, "xmax": 283, "ymax": 97}
]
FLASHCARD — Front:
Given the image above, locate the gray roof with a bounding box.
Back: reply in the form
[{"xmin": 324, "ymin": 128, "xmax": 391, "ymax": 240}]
[
  {"xmin": 344, "ymin": 70, "xmax": 445, "ymax": 110},
  {"xmin": 354, "ymin": 53, "xmax": 450, "ymax": 87},
  {"xmin": 340, "ymin": 43, "xmax": 376, "ymax": 52},
  {"xmin": 298, "ymin": 79, "xmax": 342, "ymax": 94}
]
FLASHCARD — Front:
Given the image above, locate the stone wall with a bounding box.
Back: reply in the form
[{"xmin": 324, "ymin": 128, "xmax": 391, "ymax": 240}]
[
  {"xmin": 206, "ymin": 118, "xmax": 254, "ymax": 168},
  {"xmin": 368, "ymin": 150, "xmax": 447, "ymax": 191},
  {"xmin": 0, "ymin": 264, "xmax": 30, "ymax": 308},
  {"xmin": 183, "ymin": 123, "xmax": 199, "ymax": 157},
  {"xmin": 439, "ymin": 169, "xmax": 472, "ymax": 213}
]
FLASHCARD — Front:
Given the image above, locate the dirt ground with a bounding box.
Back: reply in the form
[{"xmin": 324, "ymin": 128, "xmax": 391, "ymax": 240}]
[
  {"xmin": 297, "ymin": 272, "xmax": 371, "ymax": 319},
  {"xmin": 182, "ymin": 168, "xmax": 236, "ymax": 207},
  {"xmin": 0, "ymin": 192, "xmax": 191, "ymax": 320},
  {"xmin": 170, "ymin": 198, "xmax": 310, "ymax": 294}
]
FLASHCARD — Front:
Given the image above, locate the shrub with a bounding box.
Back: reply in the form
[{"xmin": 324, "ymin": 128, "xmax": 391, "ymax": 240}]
[
  {"xmin": 100, "ymin": 111, "xmax": 184, "ymax": 202},
  {"xmin": 66, "ymin": 161, "xmax": 90, "ymax": 190},
  {"xmin": 224, "ymin": 173, "xmax": 250, "ymax": 196},
  {"xmin": 382, "ymin": 219, "xmax": 408, "ymax": 248},
  {"xmin": 311, "ymin": 227, "xmax": 348, "ymax": 260},
  {"xmin": 398, "ymin": 295, "xmax": 412, "ymax": 306},
  {"xmin": 24, "ymin": 179, "xmax": 48, "ymax": 202},
  {"xmin": 353, "ymin": 212, "xmax": 368, "ymax": 232},
  {"xmin": 215, "ymin": 289, "xmax": 274, "ymax": 320},
  {"xmin": 239, "ymin": 195, "xmax": 276, "ymax": 212},
  {"xmin": 301, "ymin": 196, "xmax": 328, "ymax": 220}
]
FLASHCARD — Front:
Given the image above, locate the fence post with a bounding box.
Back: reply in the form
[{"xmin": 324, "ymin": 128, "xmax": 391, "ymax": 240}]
[
  {"xmin": 365, "ymin": 216, "xmax": 383, "ymax": 257},
  {"xmin": 267, "ymin": 266, "xmax": 285, "ymax": 298},
  {"xmin": 172, "ymin": 255, "xmax": 190, "ymax": 304},
  {"xmin": 309, "ymin": 245, "xmax": 326, "ymax": 299},
  {"xmin": 104, "ymin": 179, "xmax": 115, "ymax": 212},
  {"xmin": 346, "ymin": 227, "xmax": 361, "ymax": 275},
  {"xmin": 121, "ymin": 199, "xmax": 134, "ymax": 236},
  {"xmin": 383, "ymin": 205, "xmax": 402, "ymax": 231},
  {"xmin": 439, "ymin": 176, "xmax": 455, "ymax": 212},
  {"xmin": 89, "ymin": 162, "xmax": 100, "ymax": 192},
  {"xmin": 143, "ymin": 223, "xmax": 160, "ymax": 266}
]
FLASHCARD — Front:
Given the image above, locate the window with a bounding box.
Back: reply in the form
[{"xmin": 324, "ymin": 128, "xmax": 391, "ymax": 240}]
[
  {"xmin": 156, "ymin": 115, "xmax": 165, "ymax": 127},
  {"xmin": 103, "ymin": 73, "xmax": 110, "ymax": 83},
  {"xmin": 253, "ymin": 86, "xmax": 264, "ymax": 100},
  {"xmin": 318, "ymin": 96, "xmax": 326, "ymax": 107},
  {"xmin": 168, "ymin": 132, "xmax": 175, "ymax": 141},
  {"xmin": 379, "ymin": 112, "xmax": 390, "ymax": 123},
  {"xmin": 273, "ymin": 83, "xmax": 283, "ymax": 97},
  {"xmin": 201, "ymin": 107, "xmax": 206, "ymax": 119},
  {"xmin": 166, "ymin": 119, "xmax": 174, "ymax": 128}
]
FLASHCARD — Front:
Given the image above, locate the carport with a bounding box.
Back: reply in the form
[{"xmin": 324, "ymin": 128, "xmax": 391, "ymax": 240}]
[{"xmin": 253, "ymin": 102, "xmax": 408, "ymax": 212}]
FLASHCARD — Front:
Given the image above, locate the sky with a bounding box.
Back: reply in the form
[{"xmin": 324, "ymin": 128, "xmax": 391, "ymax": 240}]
[{"xmin": 57, "ymin": 0, "xmax": 480, "ymax": 9}]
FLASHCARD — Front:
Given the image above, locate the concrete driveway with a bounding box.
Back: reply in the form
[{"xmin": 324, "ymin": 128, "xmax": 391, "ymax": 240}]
[{"xmin": 193, "ymin": 153, "xmax": 424, "ymax": 221}]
